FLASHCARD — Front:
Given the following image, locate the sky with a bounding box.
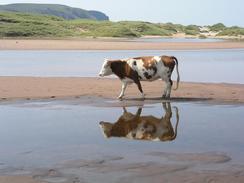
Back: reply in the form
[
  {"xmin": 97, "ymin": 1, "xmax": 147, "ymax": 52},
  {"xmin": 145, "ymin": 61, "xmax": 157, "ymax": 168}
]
[{"xmin": 0, "ymin": 0, "xmax": 243, "ymax": 27}]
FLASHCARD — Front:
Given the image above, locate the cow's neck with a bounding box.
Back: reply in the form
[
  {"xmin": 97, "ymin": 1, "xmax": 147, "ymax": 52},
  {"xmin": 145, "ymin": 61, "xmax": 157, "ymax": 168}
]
[{"xmin": 110, "ymin": 60, "xmax": 129, "ymax": 79}]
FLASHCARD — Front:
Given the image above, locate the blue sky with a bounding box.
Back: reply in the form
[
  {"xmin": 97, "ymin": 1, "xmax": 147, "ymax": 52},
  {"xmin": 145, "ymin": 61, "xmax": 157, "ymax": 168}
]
[{"xmin": 0, "ymin": 0, "xmax": 243, "ymax": 26}]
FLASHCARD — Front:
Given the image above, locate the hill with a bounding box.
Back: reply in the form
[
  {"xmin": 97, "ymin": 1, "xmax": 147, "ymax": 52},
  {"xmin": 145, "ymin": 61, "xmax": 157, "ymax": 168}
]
[
  {"xmin": 0, "ymin": 11, "xmax": 243, "ymax": 38},
  {"xmin": 0, "ymin": 3, "xmax": 109, "ymax": 20}
]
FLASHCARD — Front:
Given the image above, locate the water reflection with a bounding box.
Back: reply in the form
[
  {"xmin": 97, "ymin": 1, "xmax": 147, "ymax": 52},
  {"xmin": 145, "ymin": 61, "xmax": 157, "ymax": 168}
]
[{"xmin": 99, "ymin": 102, "xmax": 179, "ymax": 142}]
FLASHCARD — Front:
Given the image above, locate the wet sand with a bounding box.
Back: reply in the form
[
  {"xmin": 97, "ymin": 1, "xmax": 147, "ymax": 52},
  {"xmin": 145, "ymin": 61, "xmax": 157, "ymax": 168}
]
[
  {"xmin": 0, "ymin": 77, "xmax": 243, "ymax": 104},
  {"xmin": 0, "ymin": 176, "xmax": 40, "ymax": 183},
  {"xmin": 1, "ymin": 39, "xmax": 244, "ymax": 50},
  {"xmin": 1, "ymin": 152, "xmax": 244, "ymax": 183}
]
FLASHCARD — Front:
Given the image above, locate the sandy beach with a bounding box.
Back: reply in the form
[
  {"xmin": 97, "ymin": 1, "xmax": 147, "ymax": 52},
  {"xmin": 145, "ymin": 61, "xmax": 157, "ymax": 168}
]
[
  {"xmin": 1, "ymin": 39, "xmax": 244, "ymax": 50},
  {"xmin": 0, "ymin": 77, "xmax": 243, "ymax": 104}
]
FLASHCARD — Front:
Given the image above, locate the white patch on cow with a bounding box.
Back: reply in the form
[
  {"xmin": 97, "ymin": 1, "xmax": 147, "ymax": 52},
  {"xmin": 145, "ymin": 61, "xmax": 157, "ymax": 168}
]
[
  {"xmin": 154, "ymin": 60, "xmax": 172, "ymax": 97},
  {"xmin": 122, "ymin": 77, "xmax": 134, "ymax": 84},
  {"xmin": 133, "ymin": 59, "xmax": 147, "ymax": 79},
  {"xmin": 153, "ymin": 56, "xmax": 161, "ymax": 62},
  {"xmin": 117, "ymin": 77, "xmax": 134, "ymax": 99},
  {"xmin": 127, "ymin": 58, "xmax": 159, "ymax": 81},
  {"xmin": 152, "ymin": 138, "xmax": 160, "ymax": 141},
  {"xmin": 126, "ymin": 119, "xmax": 169, "ymax": 140},
  {"xmin": 154, "ymin": 59, "xmax": 170, "ymax": 80}
]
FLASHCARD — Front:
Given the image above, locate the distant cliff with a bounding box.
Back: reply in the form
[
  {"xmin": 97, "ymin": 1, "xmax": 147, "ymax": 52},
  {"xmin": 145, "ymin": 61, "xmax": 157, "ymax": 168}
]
[{"xmin": 0, "ymin": 3, "xmax": 109, "ymax": 20}]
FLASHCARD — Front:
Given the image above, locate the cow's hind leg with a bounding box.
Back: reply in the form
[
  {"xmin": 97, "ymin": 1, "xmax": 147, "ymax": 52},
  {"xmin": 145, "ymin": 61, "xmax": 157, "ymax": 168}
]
[
  {"xmin": 134, "ymin": 79, "xmax": 145, "ymax": 99},
  {"xmin": 162, "ymin": 79, "xmax": 172, "ymax": 99},
  {"xmin": 117, "ymin": 82, "xmax": 127, "ymax": 100},
  {"xmin": 166, "ymin": 79, "xmax": 173, "ymax": 98},
  {"xmin": 163, "ymin": 102, "xmax": 172, "ymax": 118}
]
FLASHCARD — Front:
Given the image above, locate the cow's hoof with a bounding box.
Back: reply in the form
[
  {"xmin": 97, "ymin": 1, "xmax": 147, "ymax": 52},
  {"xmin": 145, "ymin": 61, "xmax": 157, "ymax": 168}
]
[
  {"xmin": 117, "ymin": 96, "xmax": 123, "ymax": 100},
  {"xmin": 162, "ymin": 95, "xmax": 170, "ymax": 100},
  {"xmin": 162, "ymin": 94, "xmax": 166, "ymax": 99}
]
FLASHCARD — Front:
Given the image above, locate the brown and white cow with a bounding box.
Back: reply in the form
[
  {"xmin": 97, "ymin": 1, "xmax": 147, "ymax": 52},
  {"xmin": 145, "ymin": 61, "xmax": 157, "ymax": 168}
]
[
  {"xmin": 99, "ymin": 102, "xmax": 179, "ymax": 141},
  {"xmin": 99, "ymin": 55, "xmax": 180, "ymax": 99}
]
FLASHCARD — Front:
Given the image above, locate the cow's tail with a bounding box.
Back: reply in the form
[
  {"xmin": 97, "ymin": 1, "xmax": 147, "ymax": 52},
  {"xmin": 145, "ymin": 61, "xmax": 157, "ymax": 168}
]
[
  {"xmin": 172, "ymin": 56, "xmax": 180, "ymax": 90},
  {"xmin": 171, "ymin": 106, "xmax": 179, "ymax": 140}
]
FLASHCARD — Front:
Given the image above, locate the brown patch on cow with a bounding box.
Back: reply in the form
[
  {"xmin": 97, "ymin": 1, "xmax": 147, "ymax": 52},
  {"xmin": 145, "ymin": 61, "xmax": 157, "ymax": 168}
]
[
  {"xmin": 109, "ymin": 60, "xmax": 143, "ymax": 93},
  {"xmin": 109, "ymin": 60, "xmax": 137, "ymax": 79},
  {"xmin": 161, "ymin": 56, "xmax": 176, "ymax": 71}
]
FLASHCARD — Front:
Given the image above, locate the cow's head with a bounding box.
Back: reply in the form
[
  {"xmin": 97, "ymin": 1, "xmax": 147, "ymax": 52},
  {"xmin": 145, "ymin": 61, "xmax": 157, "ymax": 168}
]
[
  {"xmin": 99, "ymin": 59, "xmax": 113, "ymax": 77},
  {"xmin": 99, "ymin": 121, "xmax": 113, "ymax": 138}
]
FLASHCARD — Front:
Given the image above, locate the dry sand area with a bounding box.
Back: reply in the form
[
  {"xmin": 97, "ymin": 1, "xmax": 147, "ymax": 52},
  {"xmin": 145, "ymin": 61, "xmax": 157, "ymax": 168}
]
[
  {"xmin": 1, "ymin": 39, "xmax": 244, "ymax": 50},
  {"xmin": 0, "ymin": 77, "xmax": 244, "ymax": 104}
]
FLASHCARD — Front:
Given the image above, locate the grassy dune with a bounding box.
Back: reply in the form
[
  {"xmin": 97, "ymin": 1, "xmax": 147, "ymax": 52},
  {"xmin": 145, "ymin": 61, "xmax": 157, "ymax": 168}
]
[{"xmin": 0, "ymin": 12, "xmax": 244, "ymax": 38}]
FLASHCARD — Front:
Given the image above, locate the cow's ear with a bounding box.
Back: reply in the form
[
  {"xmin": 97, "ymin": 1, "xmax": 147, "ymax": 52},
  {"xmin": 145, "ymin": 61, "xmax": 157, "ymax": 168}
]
[
  {"xmin": 104, "ymin": 59, "xmax": 111, "ymax": 66},
  {"xmin": 107, "ymin": 60, "xmax": 112, "ymax": 67}
]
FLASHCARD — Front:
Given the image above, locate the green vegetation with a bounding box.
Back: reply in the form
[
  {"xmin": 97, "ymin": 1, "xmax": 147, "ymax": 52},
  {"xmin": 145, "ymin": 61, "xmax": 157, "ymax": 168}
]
[
  {"xmin": 217, "ymin": 26, "xmax": 244, "ymax": 36},
  {"xmin": 0, "ymin": 12, "xmax": 179, "ymax": 38},
  {"xmin": 199, "ymin": 34, "xmax": 207, "ymax": 39},
  {"xmin": 0, "ymin": 12, "xmax": 75, "ymax": 37},
  {"xmin": 207, "ymin": 23, "xmax": 244, "ymax": 37},
  {"xmin": 0, "ymin": 3, "xmax": 109, "ymax": 20},
  {"xmin": 0, "ymin": 11, "xmax": 243, "ymax": 38},
  {"xmin": 184, "ymin": 25, "xmax": 200, "ymax": 35},
  {"xmin": 209, "ymin": 23, "xmax": 226, "ymax": 32}
]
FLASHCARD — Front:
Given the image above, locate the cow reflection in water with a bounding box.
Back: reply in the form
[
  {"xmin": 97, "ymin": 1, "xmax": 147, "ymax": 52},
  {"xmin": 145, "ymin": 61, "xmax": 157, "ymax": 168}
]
[{"xmin": 99, "ymin": 102, "xmax": 179, "ymax": 142}]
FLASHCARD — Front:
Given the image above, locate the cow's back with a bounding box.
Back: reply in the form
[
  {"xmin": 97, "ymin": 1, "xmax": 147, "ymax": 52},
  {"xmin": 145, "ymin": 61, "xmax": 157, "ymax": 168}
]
[{"xmin": 126, "ymin": 56, "xmax": 174, "ymax": 81}]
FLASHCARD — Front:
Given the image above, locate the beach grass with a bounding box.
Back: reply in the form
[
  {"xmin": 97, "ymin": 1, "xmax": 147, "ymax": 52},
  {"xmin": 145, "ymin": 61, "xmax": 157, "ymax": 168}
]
[{"xmin": 1, "ymin": 11, "xmax": 244, "ymax": 38}]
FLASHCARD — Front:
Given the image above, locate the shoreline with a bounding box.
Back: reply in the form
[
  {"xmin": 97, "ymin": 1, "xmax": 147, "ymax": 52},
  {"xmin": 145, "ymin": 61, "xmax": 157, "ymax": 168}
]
[
  {"xmin": 0, "ymin": 77, "xmax": 243, "ymax": 104},
  {"xmin": 1, "ymin": 39, "xmax": 244, "ymax": 50}
]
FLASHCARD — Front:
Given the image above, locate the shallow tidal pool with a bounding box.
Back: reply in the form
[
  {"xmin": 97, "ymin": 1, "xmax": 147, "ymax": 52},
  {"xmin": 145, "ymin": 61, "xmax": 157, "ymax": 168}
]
[
  {"xmin": 0, "ymin": 99, "xmax": 244, "ymax": 169},
  {"xmin": 1, "ymin": 99, "xmax": 244, "ymax": 182}
]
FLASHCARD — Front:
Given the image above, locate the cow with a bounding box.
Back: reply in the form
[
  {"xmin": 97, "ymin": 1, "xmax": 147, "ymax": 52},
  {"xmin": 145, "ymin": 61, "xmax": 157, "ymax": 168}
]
[
  {"xmin": 99, "ymin": 102, "xmax": 179, "ymax": 141},
  {"xmin": 98, "ymin": 55, "xmax": 180, "ymax": 99}
]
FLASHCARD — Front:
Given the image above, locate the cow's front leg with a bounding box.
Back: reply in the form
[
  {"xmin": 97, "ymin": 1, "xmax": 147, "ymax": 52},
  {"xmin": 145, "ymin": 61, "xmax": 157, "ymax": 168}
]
[{"xmin": 117, "ymin": 82, "xmax": 127, "ymax": 100}]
